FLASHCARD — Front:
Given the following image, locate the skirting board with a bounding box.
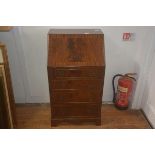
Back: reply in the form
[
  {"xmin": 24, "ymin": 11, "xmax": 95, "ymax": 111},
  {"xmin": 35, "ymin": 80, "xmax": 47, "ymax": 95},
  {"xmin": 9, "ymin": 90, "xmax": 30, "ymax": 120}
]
[
  {"xmin": 15, "ymin": 101, "xmax": 114, "ymax": 104},
  {"xmin": 141, "ymin": 105, "xmax": 155, "ymax": 129},
  {"xmin": 15, "ymin": 96, "xmax": 50, "ymax": 104},
  {"xmin": 141, "ymin": 110, "xmax": 154, "ymax": 129}
]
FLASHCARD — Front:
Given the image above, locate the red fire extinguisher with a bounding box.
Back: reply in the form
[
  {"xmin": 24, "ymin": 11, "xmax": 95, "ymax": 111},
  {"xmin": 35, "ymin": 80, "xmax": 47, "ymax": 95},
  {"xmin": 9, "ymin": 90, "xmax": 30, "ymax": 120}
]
[{"xmin": 112, "ymin": 73, "xmax": 136, "ymax": 110}]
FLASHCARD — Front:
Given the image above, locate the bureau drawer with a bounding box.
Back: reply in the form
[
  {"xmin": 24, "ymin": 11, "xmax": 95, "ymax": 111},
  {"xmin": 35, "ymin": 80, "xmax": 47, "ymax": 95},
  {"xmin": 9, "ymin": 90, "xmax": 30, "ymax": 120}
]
[
  {"xmin": 52, "ymin": 105, "xmax": 100, "ymax": 118},
  {"xmin": 51, "ymin": 90, "xmax": 102, "ymax": 103},
  {"xmin": 48, "ymin": 67, "xmax": 105, "ymax": 78},
  {"xmin": 52, "ymin": 79, "xmax": 103, "ymax": 90}
]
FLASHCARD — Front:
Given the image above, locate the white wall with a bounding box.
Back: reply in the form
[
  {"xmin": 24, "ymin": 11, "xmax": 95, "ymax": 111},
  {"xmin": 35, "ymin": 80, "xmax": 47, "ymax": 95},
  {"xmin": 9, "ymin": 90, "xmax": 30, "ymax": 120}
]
[
  {"xmin": 15, "ymin": 27, "xmax": 50, "ymax": 103},
  {"xmin": 102, "ymin": 27, "xmax": 152, "ymax": 102},
  {"xmin": 142, "ymin": 52, "xmax": 155, "ymax": 127},
  {"xmin": 0, "ymin": 30, "xmax": 26, "ymax": 102},
  {"xmin": 132, "ymin": 27, "xmax": 155, "ymax": 109},
  {"xmin": 133, "ymin": 27, "xmax": 155, "ymax": 127},
  {"xmin": 0, "ymin": 26, "xmax": 154, "ymax": 108}
]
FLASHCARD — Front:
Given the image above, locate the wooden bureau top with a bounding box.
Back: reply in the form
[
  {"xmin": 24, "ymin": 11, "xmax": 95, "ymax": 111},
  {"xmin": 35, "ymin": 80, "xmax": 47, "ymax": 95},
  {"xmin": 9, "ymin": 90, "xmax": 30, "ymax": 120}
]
[
  {"xmin": 48, "ymin": 29, "xmax": 103, "ymax": 34},
  {"xmin": 48, "ymin": 29, "xmax": 105, "ymax": 67}
]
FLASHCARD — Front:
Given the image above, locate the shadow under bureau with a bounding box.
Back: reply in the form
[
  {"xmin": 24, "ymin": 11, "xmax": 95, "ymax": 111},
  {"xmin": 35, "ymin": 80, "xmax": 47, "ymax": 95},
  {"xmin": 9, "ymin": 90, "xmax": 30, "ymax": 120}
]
[{"xmin": 47, "ymin": 29, "xmax": 105, "ymax": 126}]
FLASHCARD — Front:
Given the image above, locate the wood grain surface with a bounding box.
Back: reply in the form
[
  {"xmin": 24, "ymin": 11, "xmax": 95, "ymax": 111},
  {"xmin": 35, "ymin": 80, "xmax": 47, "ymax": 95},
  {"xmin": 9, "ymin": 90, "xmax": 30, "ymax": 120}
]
[
  {"xmin": 0, "ymin": 43, "xmax": 16, "ymax": 128},
  {"xmin": 0, "ymin": 26, "xmax": 13, "ymax": 32},
  {"xmin": 48, "ymin": 29, "xmax": 105, "ymax": 126},
  {"xmin": 16, "ymin": 103, "xmax": 151, "ymax": 129},
  {"xmin": 48, "ymin": 33, "xmax": 105, "ymax": 67}
]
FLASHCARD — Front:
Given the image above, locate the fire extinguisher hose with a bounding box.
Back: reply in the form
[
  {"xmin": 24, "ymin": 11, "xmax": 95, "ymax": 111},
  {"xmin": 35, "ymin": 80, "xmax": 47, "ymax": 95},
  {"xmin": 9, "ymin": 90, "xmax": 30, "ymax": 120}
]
[{"xmin": 112, "ymin": 74, "xmax": 123, "ymax": 103}]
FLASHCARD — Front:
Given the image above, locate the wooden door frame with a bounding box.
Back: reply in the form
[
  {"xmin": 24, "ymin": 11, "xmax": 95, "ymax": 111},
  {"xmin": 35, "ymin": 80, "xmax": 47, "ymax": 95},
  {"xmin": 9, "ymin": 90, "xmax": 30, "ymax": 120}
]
[{"xmin": 0, "ymin": 43, "xmax": 16, "ymax": 128}]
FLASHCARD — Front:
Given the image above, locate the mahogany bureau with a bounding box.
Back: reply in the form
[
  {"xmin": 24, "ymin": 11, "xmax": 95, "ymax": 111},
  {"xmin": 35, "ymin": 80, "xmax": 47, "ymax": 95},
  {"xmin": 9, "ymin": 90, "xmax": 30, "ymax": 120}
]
[{"xmin": 47, "ymin": 29, "xmax": 105, "ymax": 126}]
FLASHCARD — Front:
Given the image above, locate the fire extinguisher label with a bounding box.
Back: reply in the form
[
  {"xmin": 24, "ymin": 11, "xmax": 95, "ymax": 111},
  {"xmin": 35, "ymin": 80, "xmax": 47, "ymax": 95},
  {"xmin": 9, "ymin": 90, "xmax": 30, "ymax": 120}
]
[{"xmin": 118, "ymin": 86, "xmax": 128, "ymax": 93}]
